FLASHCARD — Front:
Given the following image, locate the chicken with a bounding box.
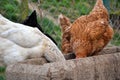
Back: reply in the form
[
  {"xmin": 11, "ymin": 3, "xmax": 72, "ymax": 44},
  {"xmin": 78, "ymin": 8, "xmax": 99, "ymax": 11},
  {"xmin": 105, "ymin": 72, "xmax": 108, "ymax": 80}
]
[
  {"xmin": 22, "ymin": 10, "xmax": 57, "ymax": 45},
  {"xmin": 70, "ymin": 0, "xmax": 114, "ymax": 58},
  {"xmin": 0, "ymin": 14, "xmax": 65, "ymax": 66},
  {"xmin": 58, "ymin": 14, "xmax": 72, "ymax": 54}
]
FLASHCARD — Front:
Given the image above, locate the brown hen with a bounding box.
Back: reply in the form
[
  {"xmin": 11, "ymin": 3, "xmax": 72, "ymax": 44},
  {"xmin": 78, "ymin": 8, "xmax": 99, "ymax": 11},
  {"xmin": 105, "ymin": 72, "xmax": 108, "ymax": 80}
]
[
  {"xmin": 58, "ymin": 14, "xmax": 73, "ymax": 54},
  {"xmin": 70, "ymin": 0, "xmax": 114, "ymax": 58}
]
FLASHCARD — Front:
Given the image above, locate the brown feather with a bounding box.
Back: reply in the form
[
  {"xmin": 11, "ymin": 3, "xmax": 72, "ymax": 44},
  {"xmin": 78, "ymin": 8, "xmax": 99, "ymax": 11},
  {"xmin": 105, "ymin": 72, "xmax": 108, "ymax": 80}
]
[
  {"xmin": 58, "ymin": 14, "xmax": 73, "ymax": 54},
  {"xmin": 70, "ymin": 0, "xmax": 114, "ymax": 58}
]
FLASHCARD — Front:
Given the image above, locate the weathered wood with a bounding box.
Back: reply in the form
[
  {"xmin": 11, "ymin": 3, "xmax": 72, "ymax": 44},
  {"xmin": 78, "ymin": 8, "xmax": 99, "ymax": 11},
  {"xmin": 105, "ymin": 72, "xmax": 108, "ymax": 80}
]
[
  {"xmin": 8, "ymin": 46, "xmax": 119, "ymax": 65},
  {"xmin": 0, "ymin": 46, "xmax": 118, "ymax": 67},
  {"xmin": 6, "ymin": 52, "xmax": 120, "ymax": 80},
  {"xmin": 14, "ymin": 46, "xmax": 119, "ymax": 65},
  {"xmin": 64, "ymin": 46, "xmax": 118, "ymax": 60},
  {"xmin": 19, "ymin": 58, "xmax": 48, "ymax": 65},
  {"xmin": 96, "ymin": 46, "xmax": 118, "ymax": 55}
]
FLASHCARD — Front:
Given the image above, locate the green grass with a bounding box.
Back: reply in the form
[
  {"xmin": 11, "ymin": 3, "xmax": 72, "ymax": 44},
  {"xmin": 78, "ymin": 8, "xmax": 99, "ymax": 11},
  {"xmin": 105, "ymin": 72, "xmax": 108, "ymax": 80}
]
[
  {"xmin": 0, "ymin": 0, "xmax": 20, "ymax": 22},
  {"xmin": 39, "ymin": 0, "xmax": 120, "ymax": 21},
  {"xmin": 31, "ymin": 0, "xmax": 38, "ymax": 2},
  {"xmin": 110, "ymin": 0, "xmax": 120, "ymax": 14},
  {"xmin": 0, "ymin": 67, "xmax": 6, "ymax": 80},
  {"xmin": 38, "ymin": 17, "xmax": 62, "ymax": 49},
  {"xmin": 39, "ymin": 0, "xmax": 95, "ymax": 21},
  {"xmin": 111, "ymin": 32, "xmax": 120, "ymax": 46}
]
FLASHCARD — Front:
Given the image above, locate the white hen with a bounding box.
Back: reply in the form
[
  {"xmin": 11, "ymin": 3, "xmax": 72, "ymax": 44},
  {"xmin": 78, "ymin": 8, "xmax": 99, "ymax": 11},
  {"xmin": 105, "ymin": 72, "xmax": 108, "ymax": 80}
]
[{"xmin": 0, "ymin": 14, "xmax": 65, "ymax": 66}]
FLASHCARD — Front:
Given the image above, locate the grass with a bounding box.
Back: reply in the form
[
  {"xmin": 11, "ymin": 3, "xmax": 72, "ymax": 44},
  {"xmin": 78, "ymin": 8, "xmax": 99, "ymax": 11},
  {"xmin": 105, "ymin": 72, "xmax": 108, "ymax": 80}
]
[
  {"xmin": 38, "ymin": 17, "xmax": 62, "ymax": 49},
  {"xmin": 0, "ymin": 67, "xmax": 6, "ymax": 80},
  {"xmin": 39, "ymin": 0, "xmax": 120, "ymax": 21},
  {"xmin": 31, "ymin": 0, "xmax": 38, "ymax": 2},
  {"xmin": 110, "ymin": 0, "xmax": 120, "ymax": 14},
  {"xmin": 0, "ymin": 0, "xmax": 20, "ymax": 22},
  {"xmin": 39, "ymin": 0, "xmax": 95, "ymax": 21},
  {"xmin": 111, "ymin": 32, "xmax": 120, "ymax": 46}
]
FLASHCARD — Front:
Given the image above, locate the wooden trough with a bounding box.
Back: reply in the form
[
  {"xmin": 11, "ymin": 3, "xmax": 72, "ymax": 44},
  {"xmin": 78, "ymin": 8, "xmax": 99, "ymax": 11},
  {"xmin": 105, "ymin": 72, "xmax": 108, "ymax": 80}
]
[{"xmin": 6, "ymin": 46, "xmax": 120, "ymax": 80}]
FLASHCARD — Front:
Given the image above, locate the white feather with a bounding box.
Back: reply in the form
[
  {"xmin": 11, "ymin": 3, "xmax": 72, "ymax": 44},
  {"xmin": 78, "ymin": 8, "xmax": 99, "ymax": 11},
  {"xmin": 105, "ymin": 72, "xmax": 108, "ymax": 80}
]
[{"xmin": 0, "ymin": 14, "xmax": 65, "ymax": 65}]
